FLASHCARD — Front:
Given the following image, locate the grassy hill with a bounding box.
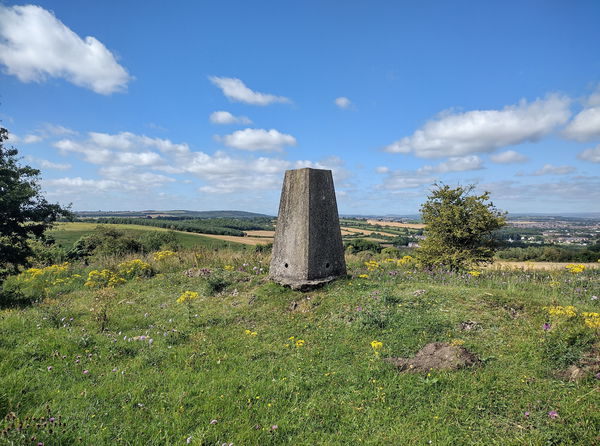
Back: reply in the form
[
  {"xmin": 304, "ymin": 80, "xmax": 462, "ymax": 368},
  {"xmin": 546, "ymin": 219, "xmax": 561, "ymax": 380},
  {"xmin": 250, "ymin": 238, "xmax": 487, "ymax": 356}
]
[
  {"xmin": 1, "ymin": 251, "xmax": 599, "ymax": 444},
  {"xmin": 47, "ymin": 222, "xmax": 247, "ymax": 251}
]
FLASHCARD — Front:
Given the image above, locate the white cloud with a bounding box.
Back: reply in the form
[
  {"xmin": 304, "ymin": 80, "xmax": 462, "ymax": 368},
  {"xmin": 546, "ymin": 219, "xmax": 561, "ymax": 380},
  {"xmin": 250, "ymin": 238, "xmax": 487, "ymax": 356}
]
[
  {"xmin": 563, "ymin": 107, "xmax": 600, "ymax": 142},
  {"xmin": 218, "ymin": 128, "xmax": 297, "ymax": 152},
  {"xmin": 578, "ymin": 144, "xmax": 600, "ymax": 163},
  {"xmin": 25, "ymin": 155, "xmax": 71, "ymax": 170},
  {"xmin": 385, "ymin": 94, "xmax": 571, "ymax": 158},
  {"xmin": 209, "ymin": 111, "xmax": 252, "ymax": 125},
  {"xmin": 417, "ymin": 155, "xmax": 484, "ymax": 174},
  {"xmin": 22, "ymin": 134, "xmax": 43, "ymax": 143},
  {"xmin": 376, "ymin": 166, "xmax": 390, "ymax": 174},
  {"xmin": 0, "ymin": 5, "xmax": 131, "ymax": 94},
  {"xmin": 209, "ymin": 76, "xmax": 290, "ymax": 105},
  {"xmin": 334, "ymin": 97, "xmax": 352, "ymax": 109},
  {"xmin": 377, "ymin": 170, "xmax": 435, "ymax": 191},
  {"xmin": 490, "ymin": 150, "xmax": 528, "ymax": 164},
  {"xmin": 519, "ymin": 164, "xmax": 577, "ymax": 176}
]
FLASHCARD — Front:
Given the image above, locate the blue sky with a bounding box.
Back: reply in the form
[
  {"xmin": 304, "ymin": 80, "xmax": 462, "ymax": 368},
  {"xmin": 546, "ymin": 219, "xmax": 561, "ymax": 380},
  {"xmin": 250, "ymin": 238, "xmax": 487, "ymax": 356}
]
[{"xmin": 1, "ymin": 0, "xmax": 599, "ymax": 215}]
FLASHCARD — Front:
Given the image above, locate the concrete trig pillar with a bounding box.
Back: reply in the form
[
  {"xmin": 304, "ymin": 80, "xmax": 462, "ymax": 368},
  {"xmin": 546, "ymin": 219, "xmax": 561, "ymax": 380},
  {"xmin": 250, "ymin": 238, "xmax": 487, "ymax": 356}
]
[{"xmin": 269, "ymin": 168, "xmax": 346, "ymax": 290}]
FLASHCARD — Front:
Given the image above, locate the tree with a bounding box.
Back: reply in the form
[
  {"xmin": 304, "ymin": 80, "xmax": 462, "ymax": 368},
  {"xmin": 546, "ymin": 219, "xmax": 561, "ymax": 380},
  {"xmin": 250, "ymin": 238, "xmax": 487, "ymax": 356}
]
[
  {"xmin": 0, "ymin": 126, "xmax": 71, "ymax": 277},
  {"xmin": 416, "ymin": 183, "xmax": 506, "ymax": 271}
]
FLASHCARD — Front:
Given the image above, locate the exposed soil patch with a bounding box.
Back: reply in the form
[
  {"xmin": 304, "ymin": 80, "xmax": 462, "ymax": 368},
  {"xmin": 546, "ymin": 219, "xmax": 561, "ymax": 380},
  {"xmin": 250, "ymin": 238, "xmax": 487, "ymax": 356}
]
[
  {"xmin": 557, "ymin": 347, "xmax": 600, "ymax": 382},
  {"xmin": 385, "ymin": 342, "xmax": 480, "ymax": 372}
]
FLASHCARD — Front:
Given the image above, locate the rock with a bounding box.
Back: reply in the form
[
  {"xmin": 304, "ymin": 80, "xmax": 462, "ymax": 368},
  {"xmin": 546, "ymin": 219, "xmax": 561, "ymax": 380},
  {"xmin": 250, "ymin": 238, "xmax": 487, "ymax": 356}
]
[
  {"xmin": 460, "ymin": 320, "xmax": 481, "ymax": 331},
  {"xmin": 385, "ymin": 342, "xmax": 480, "ymax": 372}
]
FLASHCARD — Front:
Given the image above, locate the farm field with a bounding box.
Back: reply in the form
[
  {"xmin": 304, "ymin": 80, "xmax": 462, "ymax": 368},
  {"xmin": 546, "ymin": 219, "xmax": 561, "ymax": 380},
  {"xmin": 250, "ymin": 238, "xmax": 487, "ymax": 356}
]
[
  {"xmin": 366, "ymin": 220, "xmax": 426, "ymax": 229},
  {"xmin": 489, "ymin": 261, "xmax": 600, "ymax": 271},
  {"xmin": 1, "ymin": 250, "xmax": 599, "ymax": 444}
]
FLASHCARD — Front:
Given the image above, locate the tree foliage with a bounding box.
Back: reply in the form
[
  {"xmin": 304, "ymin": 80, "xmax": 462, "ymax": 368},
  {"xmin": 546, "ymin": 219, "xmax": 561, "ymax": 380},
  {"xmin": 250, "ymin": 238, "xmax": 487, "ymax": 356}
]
[
  {"xmin": 0, "ymin": 126, "xmax": 71, "ymax": 277},
  {"xmin": 416, "ymin": 183, "xmax": 506, "ymax": 271}
]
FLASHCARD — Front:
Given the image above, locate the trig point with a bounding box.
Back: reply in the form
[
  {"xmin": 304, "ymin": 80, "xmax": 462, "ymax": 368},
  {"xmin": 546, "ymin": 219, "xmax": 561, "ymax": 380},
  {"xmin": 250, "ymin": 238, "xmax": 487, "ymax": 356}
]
[{"xmin": 270, "ymin": 168, "xmax": 347, "ymax": 290}]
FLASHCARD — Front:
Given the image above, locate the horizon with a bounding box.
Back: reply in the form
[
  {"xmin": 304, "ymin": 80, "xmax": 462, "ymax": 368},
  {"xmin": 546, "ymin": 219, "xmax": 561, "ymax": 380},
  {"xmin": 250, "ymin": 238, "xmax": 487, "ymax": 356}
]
[{"xmin": 1, "ymin": 1, "xmax": 599, "ymax": 215}]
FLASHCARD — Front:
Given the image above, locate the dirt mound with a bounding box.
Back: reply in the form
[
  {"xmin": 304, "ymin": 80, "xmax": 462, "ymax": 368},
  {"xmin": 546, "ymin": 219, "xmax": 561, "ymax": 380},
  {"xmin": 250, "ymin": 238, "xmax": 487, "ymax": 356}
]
[
  {"xmin": 557, "ymin": 347, "xmax": 600, "ymax": 382},
  {"xmin": 384, "ymin": 342, "xmax": 480, "ymax": 372}
]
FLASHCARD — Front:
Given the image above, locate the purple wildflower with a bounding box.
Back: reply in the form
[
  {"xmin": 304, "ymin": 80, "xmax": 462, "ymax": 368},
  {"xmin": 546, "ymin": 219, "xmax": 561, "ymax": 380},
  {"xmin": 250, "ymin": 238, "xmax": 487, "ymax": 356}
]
[
  {"xmin": 595, "ymin": 372, "xmax": 600, "ymax": 380},
  {"xmin": 524, "ymin": 412, "xmax": 530, "ymax": 418},
  {"xmin": 47, "ymin": 366, "xmax": 53, "ymax": 371},
  {"xmin": 543, "ymin": 323, "xmax": 551, "ymax": 331},
  {"xmin": 83, "ymin": 369, "xmax": 89, "ymax": 375},
  {"xmin": 548, "ymin": 410, "xmax": 558, "ymax": 419}
]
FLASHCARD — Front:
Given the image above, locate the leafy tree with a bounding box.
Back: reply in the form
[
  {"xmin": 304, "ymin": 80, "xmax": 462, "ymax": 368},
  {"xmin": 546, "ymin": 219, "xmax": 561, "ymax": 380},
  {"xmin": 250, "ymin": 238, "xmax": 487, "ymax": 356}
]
[
  {"xmin": 0, "ymin": 126, "xmax": 71, "ymax": 277},
  {"xmin": 344, "ymin": 238, "xmax": 381, "ymax": 254},
  {"xmin": 416, "ymin": 183, "xmax": 506, "ymax": 271}
]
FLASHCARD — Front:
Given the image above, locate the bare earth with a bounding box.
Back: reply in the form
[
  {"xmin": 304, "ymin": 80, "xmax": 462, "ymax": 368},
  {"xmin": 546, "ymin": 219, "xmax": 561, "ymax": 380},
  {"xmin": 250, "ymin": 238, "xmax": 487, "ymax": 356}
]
[{"xmin": 200, "ymin": 234, "xmax": 272, "ymax": 245}]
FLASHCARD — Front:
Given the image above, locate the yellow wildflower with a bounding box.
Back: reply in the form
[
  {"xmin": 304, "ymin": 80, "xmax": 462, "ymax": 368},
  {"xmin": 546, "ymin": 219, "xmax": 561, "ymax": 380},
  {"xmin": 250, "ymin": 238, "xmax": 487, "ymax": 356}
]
[
  {"xmin": 295, "ymin": 339, "xmax": 305, "ymax": 348},
  {"xmin": 153, "ymin": 250, "xmax": 176, "ymax": 261},
  {"xmin": 468, "ymin": 270, "xmax": 481, "ymax": 277},
  {"xmin": 565, "ymin": 264, "xmax": 585, "ymax": 274},
  {"xmin": 224, "ymin": 265, "xmax": 235, "ymax": 271},
  {"xmin": 177, "ymin": 291, "xmax": 199, "ymax": 304},
  {"xmin": 370, "ymin": 340, "xmax": 383, "ymax": 351},
  {"xmin": 545, "ymin": 305, "xmax": 577, "ymax": 318},
  {"xmin": 358, "ymin": 274, "xmax": 369, "ymax": 279}
]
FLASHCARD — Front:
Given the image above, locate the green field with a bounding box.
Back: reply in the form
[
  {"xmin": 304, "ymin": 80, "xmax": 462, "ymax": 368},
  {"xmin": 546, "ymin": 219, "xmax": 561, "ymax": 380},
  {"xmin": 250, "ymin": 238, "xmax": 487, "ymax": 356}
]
[
  {"xmin": 47, "ymin": 222, "xmax": 245, "ymax": 250},
  {"xmin": 1, "ymin": 252, "xmax": 599, "ymax": 444}
]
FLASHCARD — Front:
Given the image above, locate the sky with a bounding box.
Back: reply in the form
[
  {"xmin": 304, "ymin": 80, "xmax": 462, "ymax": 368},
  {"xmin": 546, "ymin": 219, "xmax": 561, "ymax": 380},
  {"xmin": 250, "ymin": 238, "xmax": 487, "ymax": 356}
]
[{"xmin": 1, "ymin": 0, "xmax": 599, "ymax": 215}]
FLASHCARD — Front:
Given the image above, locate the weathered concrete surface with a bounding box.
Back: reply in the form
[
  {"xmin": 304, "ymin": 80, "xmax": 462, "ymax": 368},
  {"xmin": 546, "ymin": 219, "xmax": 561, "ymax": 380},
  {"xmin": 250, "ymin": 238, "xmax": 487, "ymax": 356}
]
[{"xmin": 270, "ymin": 168, "xmax": 346, "ymax": 290}]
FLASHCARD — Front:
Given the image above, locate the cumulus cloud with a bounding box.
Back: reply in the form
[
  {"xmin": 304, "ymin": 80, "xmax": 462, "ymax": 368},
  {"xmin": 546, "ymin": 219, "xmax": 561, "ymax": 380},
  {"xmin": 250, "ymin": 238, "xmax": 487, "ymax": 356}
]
[
  {"xmin": 417, "ymin": 155, "xmax": 484, "ymax": 174},
  {"xmin": 563, "ymin": 107, "xmax": 600, "ymax": 142},
  {"xmin": 375, "ymin": 166, "xmax": 390, "ymax": 174},
  {"xmin": 217, "ymin": 128, "xmax": 297, "ymax": 152},
  {"xmin": 25, "ymin": 155, "xmax": 71, "ymax": 170},
  {"xmin": 384, "ymin": 95, "xmax": 571, "ymax": 158},
  {"xmin": 490, "ymin": 150, "xmax": 528, "ymax": 164},
  {"xmin": 377, "ymin": 170, "xmax": 435, "ymax": 191},
  {"xmin": 578, "ymin": 144, "xmax": 600, "ymax": 163},
  {"xmin": 334, "ymin": 97, "xmax": 352, "ymax": 109},
  {"xmin": 517, "ymin": 164, "xmax": 576, "ymax": 176},
  {"xmin": 22, "ymin": 134, "xmax": 43, "ymax": 144},
  {"xmin": 209, "ymin": 111, "xmax": 252, "ymax": 125},
  {"xmin": 209, "ymin": 76, "xmax": 290, "ymax": 105},
  {"xmin": 0, "ymin": 5, "xmax": 131, "ymax": 94}
]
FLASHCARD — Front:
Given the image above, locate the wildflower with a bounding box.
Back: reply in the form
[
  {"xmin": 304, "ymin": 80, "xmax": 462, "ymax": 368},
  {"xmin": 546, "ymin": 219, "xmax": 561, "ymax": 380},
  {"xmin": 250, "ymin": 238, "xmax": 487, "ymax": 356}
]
[
  {"xmin": 565, "ymin": 263, "xmax": 585, "ymax": 274},
  {"xmin": 83, "ymin": 370, "xmax": 89, "ymax": 375},
  {"xmin": 186, "ymin": 437, "xmax": 193, "ymax": 444},
  {"xmin": 545, "ymin": 305, "xmax": 577, "ymax": 318},
  {"xmin": 467, "ymin": 270, "xmax": 481, "ymax": 277},
  {"xmin": 224, "ymin": 265, "xmax": 234, "ymax": 271},
  {"xmin": 370, "ymin": 340, "xmax": 383, "ymax": 351},
  {"xmin": 358, "ymin": 274, "xmax": 369, "ymax": 279},
  {"xmin": 543, "ymin": 323, "xmax": 551, "ymax": 331},
  {"xmin": 595, "ymin": 372, "xmax": 600, "ymax": 380},
  {"xmin": 295, "ymin": 339, "xmax": 305, "ymax": 348},
  {"xmin": 177, "ymin": 291, "xmax": 199, "ymax": 304},
  {"xmin": 47, "ymin": 366, "xmax": 53, "ymax": 371},
  {"xmin": 592, "ymin": 295, "xmax": 598, "ymax": 301},
  {"xmin": 270, "ymin": 425, "xmax": 278, "ymax": 431},
  {"xmin": 548, "ymin": 410, "xmax": 558, "ymax": 419},
  {"xmin": 210, "ymin": 419, "xmax": 218, "ymax": 425},
  {"xmin": 112, "ymin": 368, "xmax": 118, "ymax": 372},
  {"xmin": 245, "ymin": 329, "xmax": 257, "ymax": 336},
  {"xmin": 153, "ymin": 250, "xmax": 176, "ymax": 261},
  {"xmin": 549, "ymin": 281, "xmax": 560, "ymax": 288},
  {"xmin": 524, "ymin": 411, "xmax": 530, "ymax": 418},
  {"xmin": 449, "ymin": 339, "xmax": 465, "ymax": 346}
]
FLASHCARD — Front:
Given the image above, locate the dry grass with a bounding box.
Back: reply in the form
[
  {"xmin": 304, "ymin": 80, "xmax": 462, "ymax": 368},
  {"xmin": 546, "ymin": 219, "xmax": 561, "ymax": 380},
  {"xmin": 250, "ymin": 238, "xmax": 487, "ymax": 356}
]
[
  {"xmin": 366, "ymin": 219, "xmax": 426, "ymax": 229},
  {"xmin": 488, "ymin": 261, "xmax": 600, "ymax": 271}
]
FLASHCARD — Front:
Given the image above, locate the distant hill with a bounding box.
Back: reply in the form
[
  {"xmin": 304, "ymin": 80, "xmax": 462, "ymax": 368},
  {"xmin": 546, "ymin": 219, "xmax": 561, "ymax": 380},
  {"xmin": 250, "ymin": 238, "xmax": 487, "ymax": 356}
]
[{"xmin": 74, "ymin": 210, "xmax": 272, "ymax": 219}]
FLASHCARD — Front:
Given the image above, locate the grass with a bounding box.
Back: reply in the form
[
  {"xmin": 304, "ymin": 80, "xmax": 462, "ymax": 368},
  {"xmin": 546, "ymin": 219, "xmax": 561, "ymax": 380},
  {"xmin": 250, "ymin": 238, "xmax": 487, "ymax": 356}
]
[
  {"xmin": 1, "ymin": 252, "xmax": 599, "ymax": 445},
  {"xmin": 47, "ymin": 222, "xmax": 245, "ymax": 250}
]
